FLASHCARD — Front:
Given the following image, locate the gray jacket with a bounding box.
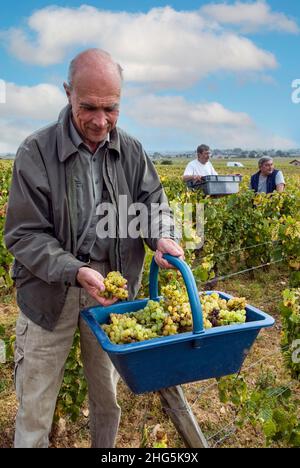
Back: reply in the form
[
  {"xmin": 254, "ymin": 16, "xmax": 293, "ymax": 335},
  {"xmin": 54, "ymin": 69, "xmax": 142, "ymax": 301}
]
[{"xmin": 4, "ymin": 105, "xmax": 176, "ymax": 330}]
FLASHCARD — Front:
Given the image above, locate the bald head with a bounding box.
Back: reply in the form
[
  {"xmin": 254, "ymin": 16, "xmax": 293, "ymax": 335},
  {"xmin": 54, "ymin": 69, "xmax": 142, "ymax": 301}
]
[
  {"xmin": 67, "ymin": 49, "xmax": 123, "ymax": 89},
  {"xmin": 63, "ymin": 49, "xmax": 122, "ymax": 152}
]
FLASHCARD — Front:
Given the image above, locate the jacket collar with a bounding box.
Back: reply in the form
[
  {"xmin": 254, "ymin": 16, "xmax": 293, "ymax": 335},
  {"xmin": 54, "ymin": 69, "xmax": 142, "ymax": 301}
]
[
  {"xmin": 56, "ymin": 104, "xmax": 121, "ymax": 162},
  {"xmin": 107, "ymin": 126, "xmax": 121, "ymax": 158}
]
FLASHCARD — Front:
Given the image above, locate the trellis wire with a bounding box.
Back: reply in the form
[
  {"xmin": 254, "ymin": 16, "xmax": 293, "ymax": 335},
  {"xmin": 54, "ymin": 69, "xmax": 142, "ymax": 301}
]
[
  {"xmin": 208, "ymin": 383, "xmax": 295, "ymax": 448},
  {"xmin": 191, "ymin": 345, "xmax": 290, "ymax": 408},
  {"xmin": 203, "ymin": 259, "xmax": 283, "ymax": 285},
  {"xmin": 201, "ymin": 240, "xmax": 280, "ymax": 260}
]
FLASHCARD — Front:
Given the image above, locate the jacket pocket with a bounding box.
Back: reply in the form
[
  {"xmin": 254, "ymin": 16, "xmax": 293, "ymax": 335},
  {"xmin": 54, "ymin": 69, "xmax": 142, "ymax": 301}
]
[
  {"xmin": 11, "ymin": 260, "xmax": 28, "ymax": 288},
  {"xmin": 11, "ymin": 260, "xmax": 24, "ymax": 280}
]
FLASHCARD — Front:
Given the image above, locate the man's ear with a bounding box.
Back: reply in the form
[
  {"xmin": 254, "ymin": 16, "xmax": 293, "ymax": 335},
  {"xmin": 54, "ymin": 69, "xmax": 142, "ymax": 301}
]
[{"xmin": 63, "ymin": 82, "xmax": 72, "ymax": 103}]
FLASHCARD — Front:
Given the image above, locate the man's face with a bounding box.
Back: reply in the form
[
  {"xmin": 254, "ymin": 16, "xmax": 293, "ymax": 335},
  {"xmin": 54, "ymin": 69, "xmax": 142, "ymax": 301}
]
[
  {"xmin": 197, "ymin": 149, "xmax": 210, "ymax": 164},
  {"xmin": 260, "ymin": 160, "xmax": 274, "ymax": 176},
  {"xmin": 64, "ymin": 73, "xmax": 121, "ymax": 146}
]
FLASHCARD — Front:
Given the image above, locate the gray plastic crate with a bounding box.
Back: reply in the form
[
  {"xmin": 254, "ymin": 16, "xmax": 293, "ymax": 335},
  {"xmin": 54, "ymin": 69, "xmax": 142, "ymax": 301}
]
[{"xmin": 199, "ymin": 175, "xmax": 242, "ymax": 195}]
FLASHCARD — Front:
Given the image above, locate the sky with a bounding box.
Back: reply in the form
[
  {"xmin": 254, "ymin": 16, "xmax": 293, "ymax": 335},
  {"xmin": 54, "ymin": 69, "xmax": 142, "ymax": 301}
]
[{"xmin": 0, "ymin": 0, "xmax": 299, "ymax": 153}]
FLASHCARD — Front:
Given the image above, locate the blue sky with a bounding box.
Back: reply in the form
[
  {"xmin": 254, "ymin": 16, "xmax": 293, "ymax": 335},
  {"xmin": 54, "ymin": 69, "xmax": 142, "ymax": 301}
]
[{"xmin": 0, "ymin": 0, "xmax": 299, "ymax": 152}]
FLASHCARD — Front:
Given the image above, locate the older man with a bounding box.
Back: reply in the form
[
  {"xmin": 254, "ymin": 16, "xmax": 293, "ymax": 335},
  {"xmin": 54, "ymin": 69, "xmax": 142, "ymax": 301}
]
[
  {"xmin": 183, "ymin": 144, "xmax": 218, "ymax": 187},
  {"xmin": 250, "ymin": 157, "xmax": 285, "ymax": 194},
  {"xmin": 5, "ymin": 49, "xmax": 183, "ymax": 448}
]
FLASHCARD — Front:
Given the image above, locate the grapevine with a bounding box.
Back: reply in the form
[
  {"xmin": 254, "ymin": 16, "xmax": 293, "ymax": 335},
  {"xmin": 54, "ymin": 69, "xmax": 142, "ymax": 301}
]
[{"xmin": 280, "ymin": 288, "xmax": 300, "ymax": 380}]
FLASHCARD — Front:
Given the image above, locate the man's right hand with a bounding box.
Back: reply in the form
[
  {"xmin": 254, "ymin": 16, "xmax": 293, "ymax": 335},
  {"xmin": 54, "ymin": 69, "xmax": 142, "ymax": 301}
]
[
  {"xmin": 193, "ymin": 175, "xmax": 202, "ymax": 182},
  {"xmin": 76, "ymin": 267, "xmax": 119, "ymax": 306}
]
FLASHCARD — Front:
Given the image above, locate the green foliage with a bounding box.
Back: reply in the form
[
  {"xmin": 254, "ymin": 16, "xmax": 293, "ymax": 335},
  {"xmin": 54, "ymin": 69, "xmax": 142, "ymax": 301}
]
[
  {"xmin": 277, "ymin": 216, "xmax": 300, "ymax": 287},
  {"xmin": 280, "ymin": 289, "xmax": 300, "ymax": 380},
  {"xmin": 162, "ymin": 180, "xmax": 300, "ymax": 284},
  {"xmin": 2, "ymin": 160, "xmax": 300, "ymax": 293},
  {"xmin": 140, "ymin": 424, "xmax": 168, "ymax": 448},
  {"xmin": 55, "ymin": 330, "xmax": 87, "ymax": 422},
  {"xmin": 0, "ymin": 162, "xmax": 13, "ymax": 293},
  {"xmin": 218, "ymin": 374, "xmax": 248, "ymax": 408},
  {"xmin": 218, "ymin": 373, "xmax": 300, "ymax": 447},
  {"xmin": 0, "ymin": 323, "xmax": 15, "ymax": 362}
]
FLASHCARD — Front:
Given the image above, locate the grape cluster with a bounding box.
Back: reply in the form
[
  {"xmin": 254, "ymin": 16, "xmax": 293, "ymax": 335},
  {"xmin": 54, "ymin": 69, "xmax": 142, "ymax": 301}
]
[
  {"xmin": 160, "ymin": 284, "xmax": 193, "ymax": 332},
  {"xmin": 102, "ymin": 289, "xmax": 247, "ymax": 344},
  {"xmin": 200, "ymin": 292, "xmax": 247, "ymax": 328},
  {"xmin": 132, "ymin": 301, "xmax": 167, "ymax": 334},
  {"xmin": 102, "ymin": 300, "xmax": 166, "ymax": 344},
  {"xmin": 102, "ymin": 313, "xmax": 158, "ymax": 344},
  {"xmin": 227, "ymin": 297, "xmax": 247, "ymax": 310},
  {"xmin": 98, "ymin": 271, "xmax": 128, "ymax": 300}
]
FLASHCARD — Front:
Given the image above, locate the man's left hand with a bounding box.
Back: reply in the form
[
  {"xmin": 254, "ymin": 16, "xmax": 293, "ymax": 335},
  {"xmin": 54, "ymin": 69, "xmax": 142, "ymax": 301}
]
[{"xmin": 155, "ymin": 238, "xmax": 185, "ymax": 269}]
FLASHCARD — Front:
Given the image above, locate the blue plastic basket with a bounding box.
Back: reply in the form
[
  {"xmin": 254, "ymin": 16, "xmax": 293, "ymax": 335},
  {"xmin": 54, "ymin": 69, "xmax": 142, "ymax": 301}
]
[{"xmin": 81, "ymin": 254, "xmax": 275, "ymax": 394}]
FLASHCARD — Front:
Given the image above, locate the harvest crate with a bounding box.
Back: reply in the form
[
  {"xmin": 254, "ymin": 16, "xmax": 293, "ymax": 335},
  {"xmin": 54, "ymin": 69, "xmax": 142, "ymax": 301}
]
[
  {"xmin": 81, "ymin": 255, "xmax": 274, "ymax": 394},
  {"xmin": 189, "ymin": 175, "xmax": 242, "ymax": 195}
]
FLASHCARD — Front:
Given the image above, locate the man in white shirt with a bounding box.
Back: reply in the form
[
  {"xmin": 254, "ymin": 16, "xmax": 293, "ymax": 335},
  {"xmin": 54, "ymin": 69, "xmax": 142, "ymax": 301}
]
[{"xmin": 183, "ymin": 144, "xmax": 218, "ymax": 186}]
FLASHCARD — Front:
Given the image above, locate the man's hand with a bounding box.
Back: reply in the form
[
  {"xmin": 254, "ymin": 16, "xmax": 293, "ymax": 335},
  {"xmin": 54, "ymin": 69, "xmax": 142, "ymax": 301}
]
[
  {"xmin": 76, "ymin": 267, "xmax": 119, "ymax": 306},
  {"xmin": 155, "ymin": 238, "xmax": 185, "ymax": 269},
  {"xmin": 276, "ymin": 183, "xmax": 285, "ymax": 193},
  {"xmin": 193, "ymin": 175, "xmax": 202, "ymax": 182}
]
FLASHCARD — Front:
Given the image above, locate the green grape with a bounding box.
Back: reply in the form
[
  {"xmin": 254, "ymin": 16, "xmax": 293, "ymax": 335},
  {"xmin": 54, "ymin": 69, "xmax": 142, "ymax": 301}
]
[
  {"xmin": 204, "ymin": 317, "xmax": 213, "ymax": 329},
  {"xmin": 219, "ymin": 308, "xmax": 247, "ymax": 326},
  {"xmin": 227, "ymin": 297, "xmax": 247, "ymax": 311},
  {"xmin": 98, "ymin": 271, "xmax": 128, "ymax": 300},
  {"xmin": 102, "ymin": 289, "xmax": 248, "ymax": 344},
  {"xmin": 161, "ymin": 284, "xmax": 193, "ymax": 333},
  {"xmin": 200, "ymin": 292, "xmax": 247, "ymax": 328},
  {"xmin": 162, "ymin": 316, "xmax": 179, "ymax": 336},
  {"xmin": 102, "ymin": 313, "xmax": 159, "ymax": 344}
]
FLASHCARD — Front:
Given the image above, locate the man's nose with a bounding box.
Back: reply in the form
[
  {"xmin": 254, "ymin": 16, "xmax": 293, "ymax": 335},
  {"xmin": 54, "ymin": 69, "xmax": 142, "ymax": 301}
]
[{"xmin": 91, "ymin": 110, "xmax": 107, "ymax": 127}]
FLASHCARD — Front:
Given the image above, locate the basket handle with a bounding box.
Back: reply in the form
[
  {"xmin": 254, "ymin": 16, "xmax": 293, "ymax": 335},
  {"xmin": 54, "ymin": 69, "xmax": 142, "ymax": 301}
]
[{"xmin": 149, "ymin": 254, "xmax": 205, "ymax": 335}]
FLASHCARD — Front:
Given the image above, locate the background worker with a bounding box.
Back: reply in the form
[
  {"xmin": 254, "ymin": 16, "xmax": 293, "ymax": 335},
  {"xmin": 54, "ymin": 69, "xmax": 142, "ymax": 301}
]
[
  {"xmin": 250, "ymin": 157, "xmax": 285, "ymax": 193},
  {"xmin": 183, "ymin": 144, "xmax": 217, "ymax": 187}
]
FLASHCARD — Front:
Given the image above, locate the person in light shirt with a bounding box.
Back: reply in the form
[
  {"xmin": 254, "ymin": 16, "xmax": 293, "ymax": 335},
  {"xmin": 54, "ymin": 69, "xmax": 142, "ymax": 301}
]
[
  {"xmin": 183, "ymin": 144, "xmax": 218, "ymax": 187},
  {"xmin": 250, "ymin": 157, "xmax": 285, "ymax": 194}
]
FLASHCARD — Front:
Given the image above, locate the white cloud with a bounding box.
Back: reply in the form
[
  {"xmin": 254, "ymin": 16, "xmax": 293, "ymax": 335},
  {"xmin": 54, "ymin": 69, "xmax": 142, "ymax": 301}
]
[
  {"xmin": 3, "ymin": 5, "xmax": 277, "ymax": 88},
  {"xmin": 0, "ymin": 82, "xmax": 67, "ymax": 153},
  {"xmin": 0, "ymin": 119, "xmax": 38, "ymax": 153},
  {"xmin": 201, "ymin": 1, "xmax": 299, "ymax": 34},
  {"xmin": 0, "ymin": 82, "xmax": 66, "ymax": 120},
  {"xmin": 0, "ymin": 81, "xmax": 295, "ymax": 153},
  {"xmin": 124, "ymin": 93, "xmax": 296, "ymax": 149},
  {"xmin": 125, "ymin": 94, "xmax": 253, "ymax": 128}
]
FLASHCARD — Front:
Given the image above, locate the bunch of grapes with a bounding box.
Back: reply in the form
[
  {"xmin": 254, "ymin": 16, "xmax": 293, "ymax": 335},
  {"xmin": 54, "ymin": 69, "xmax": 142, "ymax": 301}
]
[
  {"xmin": 160, "ymin": 284, "xmax": 193, "ymax": 332},
  {"xmin": 218, "ymin": 309, "xmax": 246, "ymax": 326},
  {"xmin": 227, "ymin": 297, "xmax": 247, "ymax": 311},
  {"xmin": 132, "ymin": 300, "xmax": 167, "ymax": 334},
  {"xmin": 102, "ymin": 289, "xmax": 247, "ymax": 344},
  {"xmin": 200, "ymin": 292, "xmax": 247, "ymax": 328},
  {"xmin": 102, "ymin": 312, "xmax": 158, "ymax": 344},
  {"xmin": 99, "ymin": 271, "xmax": 128, "ymax": 300}
]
